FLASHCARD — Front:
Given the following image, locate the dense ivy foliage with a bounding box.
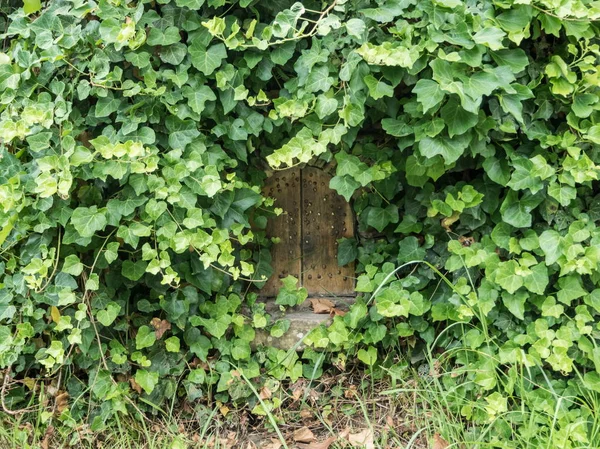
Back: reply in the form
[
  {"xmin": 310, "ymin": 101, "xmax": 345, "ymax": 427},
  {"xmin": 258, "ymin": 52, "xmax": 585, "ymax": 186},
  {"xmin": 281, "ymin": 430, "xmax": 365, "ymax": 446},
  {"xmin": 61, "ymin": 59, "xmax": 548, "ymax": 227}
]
[{"xmin": 2, "ymin": 0, "xmax": 600, "ymax": 445}]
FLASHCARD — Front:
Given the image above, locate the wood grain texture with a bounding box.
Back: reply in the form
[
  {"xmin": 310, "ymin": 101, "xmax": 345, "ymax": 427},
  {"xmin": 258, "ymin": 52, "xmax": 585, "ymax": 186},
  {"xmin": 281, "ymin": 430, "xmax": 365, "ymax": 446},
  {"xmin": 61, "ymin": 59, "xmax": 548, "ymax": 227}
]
[
  {"xmin": 261, "ymin": 167, "xmax": 302, "ymax": 297},
  {"xmin": 301, "ymin": 166, "xmax": 355, "ymax": 296}
]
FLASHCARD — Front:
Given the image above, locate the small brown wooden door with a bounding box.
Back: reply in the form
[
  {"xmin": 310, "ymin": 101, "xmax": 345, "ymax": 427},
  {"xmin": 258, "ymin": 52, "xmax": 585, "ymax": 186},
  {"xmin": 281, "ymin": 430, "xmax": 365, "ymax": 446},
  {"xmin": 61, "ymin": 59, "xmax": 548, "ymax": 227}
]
[{"xmin": 262, "ymin": 166, "xmax": 355, "ymax": 297}]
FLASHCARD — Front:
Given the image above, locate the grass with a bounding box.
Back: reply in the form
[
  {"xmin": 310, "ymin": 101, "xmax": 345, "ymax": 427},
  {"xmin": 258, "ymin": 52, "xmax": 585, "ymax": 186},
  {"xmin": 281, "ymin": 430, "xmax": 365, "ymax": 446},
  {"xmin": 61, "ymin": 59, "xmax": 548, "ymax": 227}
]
[
  {"xmin": 2, "ymin": 263, "xmax": 598, "ymax": 449},
  {"xmin": 3, "ymin": 351, "xmax": 600, "ymax": 449}
]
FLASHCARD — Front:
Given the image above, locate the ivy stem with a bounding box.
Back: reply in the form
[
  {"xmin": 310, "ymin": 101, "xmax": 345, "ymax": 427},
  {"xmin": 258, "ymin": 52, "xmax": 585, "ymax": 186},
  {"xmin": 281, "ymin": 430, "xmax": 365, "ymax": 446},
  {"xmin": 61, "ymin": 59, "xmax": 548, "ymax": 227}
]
[{"xmin": 36, "ymin": 227, "xmax": 62, "ymax": 294}]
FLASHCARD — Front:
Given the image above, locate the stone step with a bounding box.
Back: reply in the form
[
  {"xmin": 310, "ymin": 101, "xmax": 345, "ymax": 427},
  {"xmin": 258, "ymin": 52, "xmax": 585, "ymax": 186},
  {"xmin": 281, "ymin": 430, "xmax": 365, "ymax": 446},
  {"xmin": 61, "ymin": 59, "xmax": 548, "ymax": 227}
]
[{"xmin": 253, "ymin": 297, "xmax": 355, "ymax": 350}]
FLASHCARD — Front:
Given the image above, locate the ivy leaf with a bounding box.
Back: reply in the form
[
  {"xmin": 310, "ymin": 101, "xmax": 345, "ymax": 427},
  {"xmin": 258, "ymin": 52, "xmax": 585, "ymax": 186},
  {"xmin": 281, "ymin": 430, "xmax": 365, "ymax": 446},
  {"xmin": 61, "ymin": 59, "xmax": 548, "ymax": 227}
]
[
  {"xmin": 419, "ymin": 134, "xmax": 470, "ymax": 164},
  {"xmin": 381, "ymin": 119, "xmax": 412, "ymax": 137},
  {"xmin": 523, "ymin": 263, "xmax": 549, "ymax": 295},
  {"xmin": 366, "ymin": 206, "xmax": 399, "ymax": 232},
  {"xmin": 345, "ymin": 18, "xmax": 366, "ymax": 38},
  {"xmin": 305, "ymin": 65, "xmax": 334, "ymax": 93},
  {"xmin": 441, "ymin": 99, "xmax": 479, "ymax": 137},
  {"xmin": 483, "ymin": 157, "xmax": 510, "ymax": 186},
  {"xmin": 547, "ymin": 183, "xmax": 576, "ymax": 207},
  {"xmin": 357, "ymin": 346, "xmax": 377, "ymax": 365},
  {"xmin": 338, "ymin": 238, "xmax": 358, "ymax": 266},
  {"xmin": 397, "ymin": 236, "xmax": 426, "ymax": 263},
  {"xmin": 473, "ymin": 27, "xmax": 507, "ymax": 50},
  {"xmin": 413, "ymin": 79, "xmax": 445, "ymax": 113},
  {"xmin": 490, "ymin": 49, "xmax": 529, "ymax": 73},
  {"xmin": 136, "ymin": 326, "xmax": 156, "ymax": 350},
  {"xmin": 23, "ymin": 0, "xmax": 42, "ymax": 14},
  {"xmin": 275, "ymin": 276, "xmax": 308, "ymax": 306},
  {"xmin": 330, "ymin": 175, "xmax": 360, "ymax": 202},
  {"xmin": 166, "ymin": 117, "xmax": 200, "ymax": 150},
  {"xmin": 494, "ymin": 260, "xmax": 523, "ymax": 294},
  {"xmin": 160, "ymin": 44, "xmax": 187, "ymax": 65},
  {"xmin": 122, "ymin": 260, "xmax": 147, "ymax": 281},
  {"xmin": 364, "ymin": 75, "xmax": 394, "ymax": 100},
  {"xmin": 62, "ymin": 255, "xmax": 84, "ymax": 276},
  {"xmin": 135, "ymin": 369, "xmax": 159, "ymax": 394},
  {"xmin": 165, "ymin": 336, "xmax": 180, "ymax": 353},
  {"xmin": 502, "ymin": 291, "xmax": 526, "ymax": 320},
  {"xmin": 539, "ymin": 230, "xmax": 562, "ymax": 265},
  {"xmin": 97, "ymin": 302, "xmax": 121, "ymax": 326},
  {"xmin": 556, "ymin": 275, "xmax": 586, "ymax": 305},
  {"xmin": 190, "ymin": 42, "xmax": 227, "ymax": 76},
  {"xmin": 231, "ymin": 340, "xmax": 251, "ymax": 361},
  {"xmin": 71, "ymin": 206, "xmax": 107, "ymax": 238},
  {"xmin": 95, "ymin": 95, "xmax": 121, "ymax": 118},
  {"xmin": 184, "ymin": 86, "xmax": 216, "ymax": 115}
]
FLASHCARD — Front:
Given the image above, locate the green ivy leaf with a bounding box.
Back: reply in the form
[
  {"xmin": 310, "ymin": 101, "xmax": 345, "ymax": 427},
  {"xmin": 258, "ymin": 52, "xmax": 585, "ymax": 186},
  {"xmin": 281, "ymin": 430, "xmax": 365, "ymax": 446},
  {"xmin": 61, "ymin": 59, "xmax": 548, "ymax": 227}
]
[
  {"xmin": 122, "ymin": 260, "xmax": 147, "ymax": 281},
  {"xmin": 189, "ymin": 42, "xmax": 227, "ymax": 76},
  {"xmin": 62, "ymin": 255, "xmax": 83, "ymax": 276},
  {"xmin": 135, "ymin": 326, "xmax": 156, "ymax": 350},
  {"xmin": 330, "ymin": 175, "xmax": 360, "ymax": 202},
  {"xmin": 135, "ymin": 369, "xmax": 159, "ymax": 394},
  {"xmin": 419, "ymin": 134, "xmax": 470, "ymax": 164},
  {"xmin": 71, "ymin": 206, "xmax": 107, "ymax": 238},
  {"xmin": 441, "ymin": 99, "xmax": 479, "ymax": 137},
  {"xmin": 165, "ymin": 336, "xmax": 180, "ymax": 353},
  {"xmin": 357, "ymin": 346, "xmax": 378, "ymax": 366},
  {"xmin": 97, "ymin": 302, "xmax": 121, "ymax": 327}
]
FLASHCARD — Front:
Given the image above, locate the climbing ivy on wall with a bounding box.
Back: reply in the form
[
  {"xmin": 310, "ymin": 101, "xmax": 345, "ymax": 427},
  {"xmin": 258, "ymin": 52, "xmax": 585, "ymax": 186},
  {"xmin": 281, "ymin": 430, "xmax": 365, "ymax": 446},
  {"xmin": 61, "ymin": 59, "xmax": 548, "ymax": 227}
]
[{"xmin": 2, "ymin": 0, "xmax": 600, "ymax": 445}]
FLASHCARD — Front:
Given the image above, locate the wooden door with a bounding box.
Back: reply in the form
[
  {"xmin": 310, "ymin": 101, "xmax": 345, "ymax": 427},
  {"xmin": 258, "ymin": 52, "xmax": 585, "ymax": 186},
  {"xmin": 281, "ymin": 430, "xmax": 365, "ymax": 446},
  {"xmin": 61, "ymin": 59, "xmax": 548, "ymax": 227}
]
[{"xmin": 262, "ymin": 167, "xmax": 355, "ymax": 297}]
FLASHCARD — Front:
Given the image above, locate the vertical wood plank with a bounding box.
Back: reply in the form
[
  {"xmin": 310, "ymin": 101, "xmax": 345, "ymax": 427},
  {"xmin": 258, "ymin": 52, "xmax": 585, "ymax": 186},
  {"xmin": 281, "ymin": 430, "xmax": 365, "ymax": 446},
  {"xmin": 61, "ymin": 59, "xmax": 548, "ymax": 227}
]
[
  {"xmin": 301, "ymin": 166, "xmax": 355, "ymax": 296},
  {"xmin": 261, "ymin": 168, "xmax": 302, "ymax": 297}
]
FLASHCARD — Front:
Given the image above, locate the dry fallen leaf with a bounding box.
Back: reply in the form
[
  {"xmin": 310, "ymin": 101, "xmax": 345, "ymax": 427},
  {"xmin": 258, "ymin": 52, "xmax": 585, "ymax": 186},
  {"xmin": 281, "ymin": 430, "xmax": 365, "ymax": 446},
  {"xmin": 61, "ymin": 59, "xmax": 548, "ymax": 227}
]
[
  {"xmin": 150, "ymin": 318, "xmax": 171, "ymax": 339},
  {"xmin": 262, "ymin": 439, "xmax": 282, "ymax": 449},
  {"xmin": 129, "ymin": 377, "xmax": 142, "ymax": 394},
  {"xmin": 432, "ymin": 433, "xmax": 449, "ymax": 449},
  {"xmin": 297, "ymin": 436, "xmax": 337, "ymax": 449},
  {"xmin": 259, "ymin": 386, "xmax": 272, "ymax": 400},
  {"xmin": 219, "ymin": 404, "xmax": 230, "ymax": 417},
  {"xmin": 385, "ymin": 415, "xmax": 394, "ymax": 429},
  {"xmin": 344, "ymin": 384, "xmax": 357, "ymax": 399},
  {"xmin": 54, "ymin": 391, "xmax": 69, "ymax": 414},
  {"xmin": 309, "ymin": 298, "xmax": 335, "ymax": 314},
  {"xmin": 331, "ymin": 308, "xmax": 346, "ymax": 316},
  {"xmin": 347, "ymin": 429, "xmax": 374, "ymax": 449},
  {"xmin": 293, "ymin": 426, "xmax": 315, "ymax": 443},
  {"xmin": 339, "ymin": 427, "xmax": 351, "ymax": 440},
  {"xmin": 40, "ymin": 425, "xmax": 55, "ymax": 449},
  {"xmin": 292, "ymin": 387, "xmax": 303, "ymax": 401},
  {"xmin": 300, "ymin": 409, "xmax": 312, "ymax": 419}
]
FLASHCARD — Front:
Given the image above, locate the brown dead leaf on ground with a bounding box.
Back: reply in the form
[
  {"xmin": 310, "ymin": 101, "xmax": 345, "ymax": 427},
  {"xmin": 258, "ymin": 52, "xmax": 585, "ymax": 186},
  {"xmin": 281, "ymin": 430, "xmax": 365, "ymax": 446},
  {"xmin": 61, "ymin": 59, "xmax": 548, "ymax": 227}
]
[
  {"xmin": 331, "ymin": 308, "xmax": 346, "ymax": 316},
  {"xmin": 385, "ymin": 415, "xmax": 394, "ymax": 429},
  {"xmin": 309, "ymin": 298, "xmax": 335, "ymax": 314},
  {"xmin": 129, "ymin": 377, "xmax": 142, "ymax": 394},
  {"xmin": 344, "ymin": 384, "xmax": 357, "ymax": 398},
  {"xmin": 54, "ymin": 391, "xmax": 69, "ymax": 414},
  {"xmin": 296, "ymin": 436, "xmax": 337, "ymax": 449},
  {"xmin": 262, "ymin": 439, "xmax": 282, "ymax": 449},
  {"xmin": 432, "ymin": 433, "xmax": 449, "ymax": 449},
  {"xmin": 150, "ymin": 318, "xmax": 171, "ymax": 339},
  {"xmin": 300, "ymin": 409, "xmax": 313, "ymax": 419},
  {"xmin": 40, "ymin": 425, "xmax": 55, "ymax": 449},
  {"xmin": 259, "ymin": 386, "xmax": 272, "ymax": 400},
  {"xmin": 219, "ymin": 431, "xmax": 237, "ymax": 449},
  {"xmin": 293, "ymin": 426, "xmax": 315, "ymax": 443},
  {"xmin": 347, "ymin": 429, "xmax": 374, "ymax": 449}
]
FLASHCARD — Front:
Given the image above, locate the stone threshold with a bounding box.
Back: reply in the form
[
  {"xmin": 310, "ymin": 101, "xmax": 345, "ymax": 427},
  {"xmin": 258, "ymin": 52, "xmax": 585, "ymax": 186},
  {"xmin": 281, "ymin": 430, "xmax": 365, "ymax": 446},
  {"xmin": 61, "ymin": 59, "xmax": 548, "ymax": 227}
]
[{"xmin": 252, "ymin": 296, "xmax": 355, "ymax": 350}]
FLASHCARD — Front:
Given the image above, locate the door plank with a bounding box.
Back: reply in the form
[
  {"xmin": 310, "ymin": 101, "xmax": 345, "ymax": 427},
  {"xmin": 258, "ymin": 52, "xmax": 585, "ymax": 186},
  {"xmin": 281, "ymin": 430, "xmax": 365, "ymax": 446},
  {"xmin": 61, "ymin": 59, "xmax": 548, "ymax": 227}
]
[
  {"xmin": 261, "ymin": 168, "xmax": 302, "ymax": 297},
  {"xmin": 301, "ymin": 166, "xmax": 355, "ymax": 296}
]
